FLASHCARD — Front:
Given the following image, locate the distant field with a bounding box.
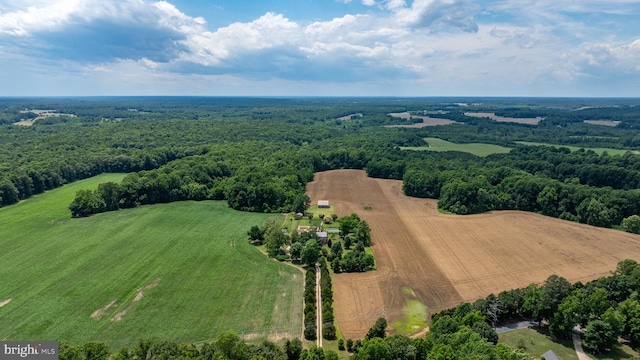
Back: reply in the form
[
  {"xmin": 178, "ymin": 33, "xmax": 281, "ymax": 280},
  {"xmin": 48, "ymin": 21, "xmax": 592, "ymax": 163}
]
[
  {"xmin": 516, "ymin": 141, "xmax": 639, "ymax": 156},
  {"xmin": 464, "ymin": 112, "xmax": 543, "ymax": 125},
  {"xmin": 0, "ymin": 175, "xmax": 302, "ymax": 349},
  {"xmin": 387, "ymin": 112, "xmax": 459, "ymax": 127},
  {"xmin": 402, "ymin": 137, "xmax": 511, "ymax": 157}
]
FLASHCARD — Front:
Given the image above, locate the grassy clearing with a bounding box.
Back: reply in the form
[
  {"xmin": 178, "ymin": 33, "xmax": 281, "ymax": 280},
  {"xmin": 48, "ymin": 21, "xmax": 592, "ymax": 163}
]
[
  {"xmin": 0, "ymin": 174, "xmax": 303, "ymax": 349},
  {"xmin": 589, "ymin": 342, "xmax": 640, "ymax": 360},
  {"xmin": 402, "ymin": 137, "xmax": 511, "ymax": 157},
  {"xmin": 307, "ymin": 205, "xmax": 336, "ymax": 217},
  {"xmin": 499, "ymin": 328, "xmax": 639, "ymax": 360},
  {"xmin": 499, "ymin": 328, "xmax": 578, "ymax": 360},
  {"xmin": 516, "ymin": 141, "xmax": 639, "ymax": 156},
  {"xmin": 392, "ymin": 287, "xmax": 428, "ymax": 336}
]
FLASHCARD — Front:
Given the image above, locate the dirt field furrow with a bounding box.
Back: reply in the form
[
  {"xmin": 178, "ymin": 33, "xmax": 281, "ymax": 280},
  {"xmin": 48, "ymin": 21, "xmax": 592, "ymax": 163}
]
[{"xmin": 306, "ymin": 170, "xmax": 640, "ymax": 339}]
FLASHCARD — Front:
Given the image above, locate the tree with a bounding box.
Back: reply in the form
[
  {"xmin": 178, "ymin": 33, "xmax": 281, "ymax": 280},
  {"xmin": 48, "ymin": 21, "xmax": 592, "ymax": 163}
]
[
  {"xmin": 358, "ymin": 338, "xmax": 391, "ymax": 360},
  {"xmin": 83, "ymin": 342, "xmax": 110, "ymax": 360},
  {"xmin": 583, "ymin": 319, "xmax": 617, "ymax": 354},
  {"xmin": 323, "ymin": 324, "xmax": 337, "ymax": 340},
  {"xmin": 330, "ymin": 241, "xmax": 343, "ymax": 259},
  {"xmin": 537, "ymin": 275, "xmax": 572, "ymax": 322},
  {"xmin": 584, "ymin": 287, "xmax": 610, "ymax": 321},
  {"xmin": 354, "ymin": 220, "xmax": 372, "ymax": 246},
  {"xmin": 300, "ymin": 346, "xmax": 324, "ymax": 360},
  {"xmin": 301, "ymin": 239, "xmax": 320, "ymax": 266},
  {"xmin": 617, "ymin": 299, "xmax": 640, "ymax": 344},
  {"xmin": 550, "ymin": 293, "xmax": 583, "ymax": 339},
  {"xmin": 290, "ymin": 242, "xmax": 303, "ymax": 261},
  {"xmin": 338, "ymin": 213, "xmax": 360, "ymax": 235},
  {"xmin": 0, "ymin": 180, "xmax": 20, "ymax": 205},
  {"xmin": 248, "ymin": 225, "xmax": 265, "ymax": 244},
  {"xmin": 346, "ymin": 339, "xmax": 354, "ymax": 352},
  {"xmin": 366, "ymin": 317, "xmax": 388, "ymax": 339},
  {"xmin": 471, "ymin": 322, "xmax": 498, "ymax": 345},
  {"xmin": 96, "ymin": 182, "xmax": 121, "ymax": 211},
  {"xmin": 429, "ymin": 315, "xmax": 460, "ymax": 339},
  {"xmin": 621, "ymin": 215, "xmax": 640, "ymax": 234},
  {"xmin": 384, "ymin": 335, "xmax": 417, "ymax": 360},
  {"xmin": 69, "ymin": 189, "xmax": 106, "ymax": 217},
  {"xmin": 577, "ymin": 198, "xmax": 614, "ymax": 228},
  {"xmin": 215, "ymin": 330, "xmax": 250, "ymax": 360},
  {"xmin": 59, "ymin": 341, "xmax": 84, "ymax": 360},
  {"xmin": 264, "ymin": 219, "xmax": 287, "ymax": 257}
]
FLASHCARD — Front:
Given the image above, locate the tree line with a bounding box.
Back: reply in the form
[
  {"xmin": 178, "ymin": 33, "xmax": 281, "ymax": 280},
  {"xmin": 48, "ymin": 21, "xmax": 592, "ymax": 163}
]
[{"xmin": 434, "ymin": 259, "xmax": 640, "ymax": 355}]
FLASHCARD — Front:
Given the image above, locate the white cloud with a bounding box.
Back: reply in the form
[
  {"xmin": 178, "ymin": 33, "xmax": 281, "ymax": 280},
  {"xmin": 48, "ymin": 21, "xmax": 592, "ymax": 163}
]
[
  {"xmin": 0, "ymin": 0, "xmax": 639, "ymax": 95},
  {"xmin": 566, "ymin": 38, "xmax": 640, "ymax": 76},
  {"xmin": 393, "ymin": 0, "xmax": 480, "ymax": 32},
  {"xmin": 385, "ymin": 0, "xmax": 406, "ymax": 10}
]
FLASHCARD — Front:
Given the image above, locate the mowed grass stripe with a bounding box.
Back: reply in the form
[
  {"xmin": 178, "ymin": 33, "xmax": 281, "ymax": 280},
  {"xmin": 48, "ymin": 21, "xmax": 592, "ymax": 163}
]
[
  {"xmin": 402, "ymin": 137, "xmax": 511, "ymax": 157},
  {"xmin": 0, "ymin": 174, "xmax": 303, "ymax": 349}
]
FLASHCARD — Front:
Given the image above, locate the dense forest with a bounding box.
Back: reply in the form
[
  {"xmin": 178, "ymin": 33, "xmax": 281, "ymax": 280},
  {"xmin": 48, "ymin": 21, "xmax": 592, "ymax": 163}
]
[{"xmin": 2, "ymin": 97, "xmax": 640, "ymax": 233}]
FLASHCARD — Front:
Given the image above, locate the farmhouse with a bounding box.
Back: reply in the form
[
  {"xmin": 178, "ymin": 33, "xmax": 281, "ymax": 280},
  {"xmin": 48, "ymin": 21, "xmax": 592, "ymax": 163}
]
[
  {"xmin": 296, "ymin": 225, "xmax": 329, "ymax": 244},
  {"xmin": 318, "ymin": 200, "xmax": 329, "ymax": 208}
]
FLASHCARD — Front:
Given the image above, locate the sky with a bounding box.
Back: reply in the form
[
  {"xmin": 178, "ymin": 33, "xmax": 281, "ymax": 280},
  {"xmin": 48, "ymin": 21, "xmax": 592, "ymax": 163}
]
[{"xmin": 0, "ymin": 0, "xmax": 639, "ymax": 97}]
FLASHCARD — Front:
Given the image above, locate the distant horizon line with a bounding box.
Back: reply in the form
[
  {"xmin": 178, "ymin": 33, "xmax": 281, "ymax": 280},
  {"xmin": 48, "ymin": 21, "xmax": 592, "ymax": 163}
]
[{"xmin": 1, "ymin": 95, "xmax": 639, "ymax": 99}]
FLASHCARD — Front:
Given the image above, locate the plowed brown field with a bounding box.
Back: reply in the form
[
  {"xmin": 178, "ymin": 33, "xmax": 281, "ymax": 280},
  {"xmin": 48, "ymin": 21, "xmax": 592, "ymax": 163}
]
[{"xmin": 306, "ymin": 170, "xmax": 640, "ymax": 339}]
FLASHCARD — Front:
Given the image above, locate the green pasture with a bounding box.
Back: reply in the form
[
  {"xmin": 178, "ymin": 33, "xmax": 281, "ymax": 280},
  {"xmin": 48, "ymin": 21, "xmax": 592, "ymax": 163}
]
[
  {"xmin": 515, "ymin": 141, "xmax": 640, "ymax": 156},
  {"xmin": 0, "ymin": 174, "xmax": 303, "ymax": 349},
  {"xmin": 402, "ymin": 137, "xmax": 512, "ymax": 157}
]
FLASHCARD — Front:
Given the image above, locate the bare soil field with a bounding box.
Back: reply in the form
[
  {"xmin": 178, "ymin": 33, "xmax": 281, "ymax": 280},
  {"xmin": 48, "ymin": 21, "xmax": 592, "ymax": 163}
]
[
  {"xmin": 387, "ymin": 112, "xmax": 459, "ymax": 127},
  {"xmin": 464, "ymin": 112, "xmax": 543, "ymax": 125},
  {"xmin": 583, "ymin": 120, "xmax": 621, "ymax": 127},
  {"xmin": 338, "ymin": 113, "xmax": 363, "ymax": 120},
  {"xmin": 306, "ymin": 170, "xmax": 640, "ymax": 339}
]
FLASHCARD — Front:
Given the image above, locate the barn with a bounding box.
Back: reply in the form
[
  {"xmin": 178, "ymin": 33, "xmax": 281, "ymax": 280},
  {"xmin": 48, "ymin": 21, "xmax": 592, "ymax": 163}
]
[{"xmin": 318, "ymin": 200, "xmax": 329, "ymax": 208}]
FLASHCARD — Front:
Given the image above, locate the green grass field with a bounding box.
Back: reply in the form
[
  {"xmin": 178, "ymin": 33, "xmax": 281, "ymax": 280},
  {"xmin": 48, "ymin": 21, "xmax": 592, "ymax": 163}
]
[
  {"xmin": 402, "ymin": 137, "xmax": 512, "ymax": 157},
  {"xmin": 499, "ymin": 328, "xmax": 639, "ymax": 360},
  {"xmin": 516, "ymin": 141, "xmax": 640, "ymax": 156},
  {"xmin": 0, "ymin": 174, "xmax": 303, "ymax": 349},
  {"xmin": 499, "ymin": 329, "xmax": 579, "ymax": 360}
]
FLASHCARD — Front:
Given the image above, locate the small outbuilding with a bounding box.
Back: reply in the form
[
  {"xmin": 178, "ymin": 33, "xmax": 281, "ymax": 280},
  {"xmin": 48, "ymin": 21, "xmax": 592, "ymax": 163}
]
[
  {"xmin": 541, "ymin": 350, "xmax": 561, "ymax": 360},
  {"xmin": 318, "ymin": 200, "xmax": 330, "ymax": 208},
  {"xmin": 316, "ymin": 232, "xmax": 328, "ymax": 244}
]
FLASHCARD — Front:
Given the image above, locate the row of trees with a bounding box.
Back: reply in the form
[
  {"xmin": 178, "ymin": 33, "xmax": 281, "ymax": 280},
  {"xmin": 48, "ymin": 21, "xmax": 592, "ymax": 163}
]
[
  {"xmin": 58, "ymin": 330, "xmax": 309, "ymax": 360},
  {"xmin": 319, "ymin": 258, "xmax": 337, "ymax": 340},
  {"xmin": 304, "ymin": 267, "xmax": 318, "ymax": 341}
]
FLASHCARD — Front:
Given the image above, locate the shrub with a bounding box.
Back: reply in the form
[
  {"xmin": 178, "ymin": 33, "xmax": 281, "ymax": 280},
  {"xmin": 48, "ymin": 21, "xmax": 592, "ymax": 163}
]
[
  {"xmin": 323, "ymin": 324, "xmax": 337, "ymax": 340},
  {"xmin": 304, "ymin": 325, "xmax": 317, "ymax": 340}
]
